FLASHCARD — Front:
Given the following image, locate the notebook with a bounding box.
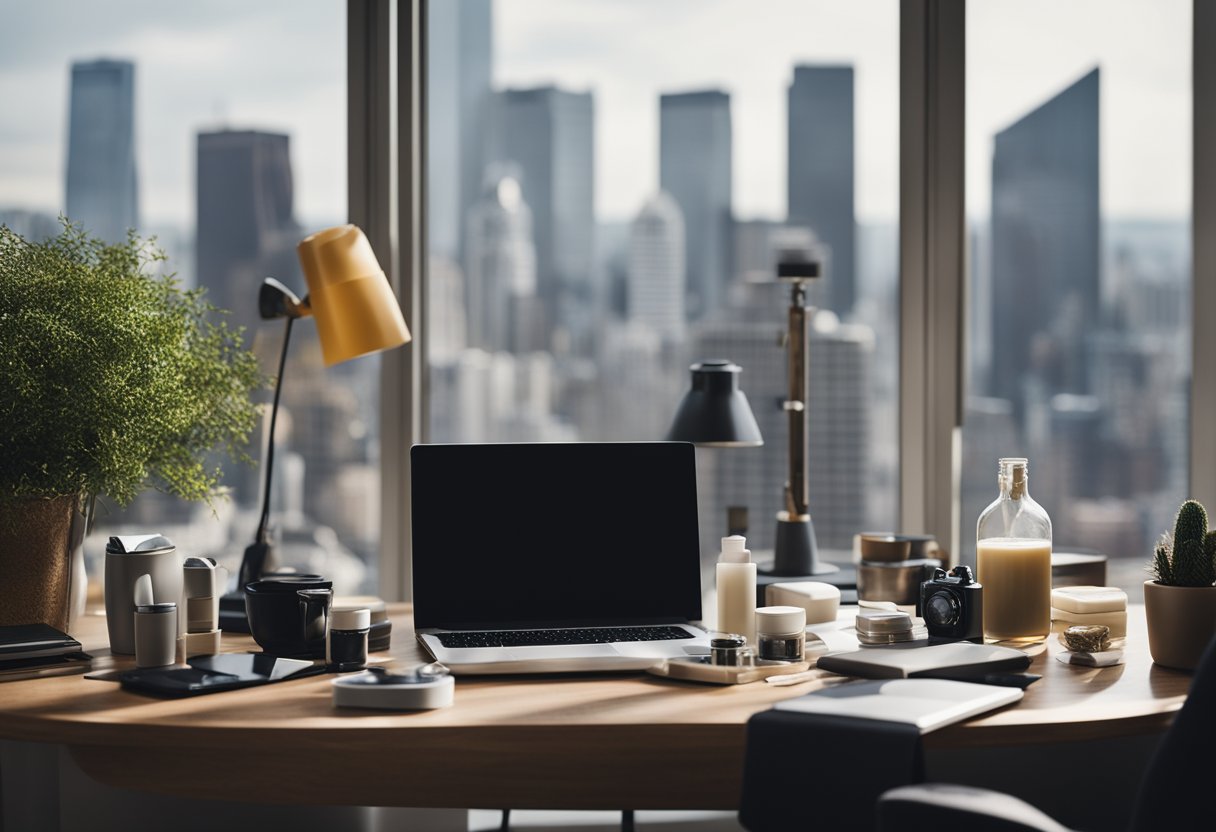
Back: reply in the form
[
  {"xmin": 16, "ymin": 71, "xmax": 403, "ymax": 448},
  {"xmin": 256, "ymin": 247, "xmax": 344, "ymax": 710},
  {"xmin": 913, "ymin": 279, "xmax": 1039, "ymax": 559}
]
[
  {"xmin": 775, "ymin": 677, "xmax": 1024, "ymax": 733},
  {"xmin": 0, "ymin": 623, "xmax": 90, "ymax": 681},
  {"xmin": 410, "ymin": 442, "xmax": 710, "ymax": 674},
  {"xmin": 816, "ymin": 641, "xmax": 1033, "ymax": 679}
]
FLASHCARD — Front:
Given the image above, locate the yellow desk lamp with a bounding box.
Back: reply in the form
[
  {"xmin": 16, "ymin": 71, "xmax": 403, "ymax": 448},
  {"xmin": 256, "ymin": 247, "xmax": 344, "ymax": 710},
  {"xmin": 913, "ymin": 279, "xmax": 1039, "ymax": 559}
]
[{"xmin": 224, "ymin": 225, "xmax": 409, "ymax": 628}]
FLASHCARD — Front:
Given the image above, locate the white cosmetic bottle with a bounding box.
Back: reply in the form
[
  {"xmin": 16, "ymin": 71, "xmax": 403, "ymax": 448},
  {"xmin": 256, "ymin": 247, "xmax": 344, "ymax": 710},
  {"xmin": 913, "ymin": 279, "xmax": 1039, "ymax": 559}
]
[{"xmin": 716, "ymin": 535, "xmax": 757, "ymax": 650}]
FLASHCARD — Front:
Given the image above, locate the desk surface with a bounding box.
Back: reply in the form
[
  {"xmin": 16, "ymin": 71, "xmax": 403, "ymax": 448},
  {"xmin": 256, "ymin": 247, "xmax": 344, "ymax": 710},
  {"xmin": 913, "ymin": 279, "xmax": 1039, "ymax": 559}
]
[{"xmin": 0, "ymin": 605, "xmax": 1191, "ymax": 810}]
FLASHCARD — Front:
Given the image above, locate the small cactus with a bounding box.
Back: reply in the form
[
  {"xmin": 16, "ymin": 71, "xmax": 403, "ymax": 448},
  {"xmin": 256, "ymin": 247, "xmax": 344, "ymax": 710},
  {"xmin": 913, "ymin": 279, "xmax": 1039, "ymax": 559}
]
[{"xmin": 1150, "ymin": 500, "xmax": 1216, "ymax": 587}]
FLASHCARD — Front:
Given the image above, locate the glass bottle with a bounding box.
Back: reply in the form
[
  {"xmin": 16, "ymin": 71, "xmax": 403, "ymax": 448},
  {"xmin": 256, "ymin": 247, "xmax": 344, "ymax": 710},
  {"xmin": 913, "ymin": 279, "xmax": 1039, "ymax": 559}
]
[{"xmin": 976, "ymin": 458, "xmax": 1052, "ymax": 643}]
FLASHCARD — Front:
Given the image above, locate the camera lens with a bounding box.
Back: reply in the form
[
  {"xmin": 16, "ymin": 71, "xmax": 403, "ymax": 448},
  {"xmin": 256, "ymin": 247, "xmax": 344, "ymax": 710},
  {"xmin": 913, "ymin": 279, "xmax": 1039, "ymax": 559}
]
[{"xmin": 924, "ymin": 591, "xmax": 960, "ymax": 628}]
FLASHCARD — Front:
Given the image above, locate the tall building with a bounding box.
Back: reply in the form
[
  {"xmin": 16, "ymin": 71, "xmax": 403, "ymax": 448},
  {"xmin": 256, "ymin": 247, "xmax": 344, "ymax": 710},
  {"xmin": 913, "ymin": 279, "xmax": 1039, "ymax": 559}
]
[
  {"xmin": 465, "ymin": 172, "xmax": 541, "ymax": 353},
  {"xmin": 627, "ymin": 192, "xmax": 685, "ymax": 342},
  {"xmin": 195, "ymin": 129, "xmax": 299, "ymax": 333},
  {"xmin": 787, "ymin": 65, "xmax": 855, "ymax": 317},
  {"xmin": 660, "ymin": 90, "xmax": 731, "ymax": 320},
  {"xmin": 65, "ymin": 59, "xmax": 138, "ymax": 243},
  {"xmin": 427, "ymin": 0, "xmax": 491, "ymax": 261},
  {"xmin": 990, "ymin": 68, "xmax": 1100, "ymax": 408},
  {"xmin": 489, "ymin": 86, "xmax": 595, "ymax": 344}
]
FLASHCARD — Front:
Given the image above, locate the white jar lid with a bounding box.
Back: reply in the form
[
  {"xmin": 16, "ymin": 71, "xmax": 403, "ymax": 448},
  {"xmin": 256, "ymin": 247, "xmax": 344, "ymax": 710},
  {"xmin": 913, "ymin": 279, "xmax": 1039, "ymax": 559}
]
[
  {"xmin": 756, "ymin": 605, "xmax": 806, "ymax": 635},
  {"xmin": 331, "ymin": 608, "xmax": 371, "ymax": 631}
]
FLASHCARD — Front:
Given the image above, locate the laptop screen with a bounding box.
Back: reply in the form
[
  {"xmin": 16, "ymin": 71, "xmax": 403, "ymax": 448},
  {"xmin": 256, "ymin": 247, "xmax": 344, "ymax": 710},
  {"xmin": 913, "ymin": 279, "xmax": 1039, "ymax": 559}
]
[{"xmin": 411, "ymin": 442, "xmax": 703, "ymax": 630}]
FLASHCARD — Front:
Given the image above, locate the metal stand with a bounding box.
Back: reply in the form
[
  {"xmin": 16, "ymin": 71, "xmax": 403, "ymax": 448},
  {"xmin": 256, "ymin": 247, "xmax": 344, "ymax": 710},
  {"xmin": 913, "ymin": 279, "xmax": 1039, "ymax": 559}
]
[{"xmin": 770, "ymin": 257, "xmax": 836, "ymax": 578}]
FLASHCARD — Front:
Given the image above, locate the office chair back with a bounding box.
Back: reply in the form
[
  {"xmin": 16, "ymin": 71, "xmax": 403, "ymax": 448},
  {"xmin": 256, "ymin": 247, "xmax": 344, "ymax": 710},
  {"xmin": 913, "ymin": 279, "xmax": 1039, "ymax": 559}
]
[
  {"xmin": 877, "ymin": 633, "xmax": 1216, "ymax": 832},
  {"xmin": 1128, "ymin": 632, "xmax": 1216, "ymax": 830}
]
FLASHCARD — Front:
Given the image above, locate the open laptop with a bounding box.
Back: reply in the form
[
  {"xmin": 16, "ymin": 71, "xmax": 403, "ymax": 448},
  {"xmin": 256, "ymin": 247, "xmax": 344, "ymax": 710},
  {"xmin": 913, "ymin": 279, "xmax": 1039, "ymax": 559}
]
[{"xmin": 411, "ymin": 441, "xmax": 710, "ymax": 674}]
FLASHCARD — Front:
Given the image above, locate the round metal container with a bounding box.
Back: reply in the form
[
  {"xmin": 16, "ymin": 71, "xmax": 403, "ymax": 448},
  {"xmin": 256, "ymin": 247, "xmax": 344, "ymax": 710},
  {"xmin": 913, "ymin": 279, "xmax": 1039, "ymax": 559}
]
[{"xmin": 857, "ymin": 557, "xmax": 943, "ymax": 605}]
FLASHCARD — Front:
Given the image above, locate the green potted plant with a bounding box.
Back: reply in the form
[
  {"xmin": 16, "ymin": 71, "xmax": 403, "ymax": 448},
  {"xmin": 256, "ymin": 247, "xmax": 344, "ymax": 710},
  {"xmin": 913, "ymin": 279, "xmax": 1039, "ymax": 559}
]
[
  {"xmin": 1144, "ymin": 499, "xmax": 1216, "ymax": 670},
  {"xmin": 0, "ymin": 221, "xmax": 263, "ymax": 632}
]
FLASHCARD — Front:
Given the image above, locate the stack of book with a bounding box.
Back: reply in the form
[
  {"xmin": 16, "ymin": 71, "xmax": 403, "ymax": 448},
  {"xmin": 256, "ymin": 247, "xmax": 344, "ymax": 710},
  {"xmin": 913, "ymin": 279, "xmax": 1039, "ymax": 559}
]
[{"xmin": 0, "ymin": 623, "xmax": 92, "ymax": 681}]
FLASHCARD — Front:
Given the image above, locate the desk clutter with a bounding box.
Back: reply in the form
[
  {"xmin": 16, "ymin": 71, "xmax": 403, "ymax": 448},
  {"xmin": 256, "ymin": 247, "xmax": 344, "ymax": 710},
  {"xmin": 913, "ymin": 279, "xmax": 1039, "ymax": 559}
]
[{"xmin": 37, "ymin": 530, "xmax": 400, "ymax": 699}]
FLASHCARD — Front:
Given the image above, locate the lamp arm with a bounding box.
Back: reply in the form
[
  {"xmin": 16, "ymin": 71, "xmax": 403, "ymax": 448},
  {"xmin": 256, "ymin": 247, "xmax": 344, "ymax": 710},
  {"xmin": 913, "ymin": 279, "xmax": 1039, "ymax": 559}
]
[{"xmin": 255, "ymin": 315, "xmax": 295, "ymax": 545}]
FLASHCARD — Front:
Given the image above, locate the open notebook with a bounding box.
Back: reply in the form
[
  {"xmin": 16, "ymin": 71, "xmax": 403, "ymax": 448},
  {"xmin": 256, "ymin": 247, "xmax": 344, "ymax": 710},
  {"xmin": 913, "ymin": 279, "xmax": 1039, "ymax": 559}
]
[{"xmin": 775, "ymin": 678, "xmax": 1023, "ymax": 733}]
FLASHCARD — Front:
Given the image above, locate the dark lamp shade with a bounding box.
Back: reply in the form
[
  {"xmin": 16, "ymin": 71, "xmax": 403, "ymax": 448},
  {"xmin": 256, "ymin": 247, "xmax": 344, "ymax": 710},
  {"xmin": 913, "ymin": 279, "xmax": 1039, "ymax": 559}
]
[
  {"xmin": 297, "ymin": 224, "xmax": 411, "ymax": 366},
  {"xmin": 665, "ymin": 360, "xmax": 763, "ymax": 447}
]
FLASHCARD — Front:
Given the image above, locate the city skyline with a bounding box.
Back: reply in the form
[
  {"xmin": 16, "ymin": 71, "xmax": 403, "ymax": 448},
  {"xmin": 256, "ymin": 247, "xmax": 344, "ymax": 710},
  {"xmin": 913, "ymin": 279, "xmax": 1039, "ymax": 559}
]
[
  {"xmin": 0, "ymin": 1, "xmax": 1190, "ymax": 226},
  {"xmin": 0, "ymin": 0, "xmax": 1194, "ymax": 577}
]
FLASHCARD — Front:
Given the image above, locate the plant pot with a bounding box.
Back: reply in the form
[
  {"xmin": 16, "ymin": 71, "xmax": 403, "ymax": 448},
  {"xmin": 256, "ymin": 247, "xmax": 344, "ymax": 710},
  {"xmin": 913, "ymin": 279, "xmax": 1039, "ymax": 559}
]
[
  {"xmin": 0, "ymin": 495, "xmax": 88, "ymax": 632},
  {"xmin": 1144, "ymin": 580, "xmax": 1216, "ymax": 671}
]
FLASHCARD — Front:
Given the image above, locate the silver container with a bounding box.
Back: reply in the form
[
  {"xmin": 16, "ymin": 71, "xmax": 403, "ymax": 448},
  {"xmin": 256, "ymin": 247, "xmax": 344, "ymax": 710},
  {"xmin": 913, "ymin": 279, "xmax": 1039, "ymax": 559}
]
[
  {"xmin": 134, "ymin": 602, "xmax": 178, "ymax": 667},
  {"xmin": 857, "ymin": 557, "xmax": 942, "ymax": 606},
  {"xmin": 104, "ymin": 534, "xmax": 182, "ymax": 655}
]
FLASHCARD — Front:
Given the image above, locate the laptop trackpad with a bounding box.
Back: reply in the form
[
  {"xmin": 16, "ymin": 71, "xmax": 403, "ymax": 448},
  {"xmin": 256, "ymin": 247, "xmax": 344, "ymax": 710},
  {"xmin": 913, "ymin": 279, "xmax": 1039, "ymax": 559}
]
[{"xmin": 513, "ymin": 644, "xmax": 619, "ymax": 659}]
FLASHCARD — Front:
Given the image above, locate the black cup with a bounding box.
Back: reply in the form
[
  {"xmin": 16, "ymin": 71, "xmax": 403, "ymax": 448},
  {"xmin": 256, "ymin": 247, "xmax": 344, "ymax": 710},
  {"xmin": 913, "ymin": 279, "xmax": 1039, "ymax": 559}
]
[{"xmin": 245, "ymin": 577, "xmax": 333, "ymax": 658}]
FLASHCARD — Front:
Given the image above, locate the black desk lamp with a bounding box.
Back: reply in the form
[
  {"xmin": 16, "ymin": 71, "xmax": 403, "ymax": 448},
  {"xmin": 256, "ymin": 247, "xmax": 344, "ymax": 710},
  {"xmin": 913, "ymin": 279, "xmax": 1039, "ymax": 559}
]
[
  {"xmin": 666, "ymin": 359, "xmax": 763, "ymax": 536},
  {"xmin": 220, "ymin": 225, "xmax": 410, "ymax": 631},
  {"xmin": 666, "ymin": 359, "xmax": 763, "ymax": 448}
]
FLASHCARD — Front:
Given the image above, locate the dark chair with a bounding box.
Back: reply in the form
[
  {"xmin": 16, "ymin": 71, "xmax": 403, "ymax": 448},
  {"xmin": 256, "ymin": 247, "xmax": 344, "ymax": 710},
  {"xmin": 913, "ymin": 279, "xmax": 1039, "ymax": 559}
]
[{"xmin": 876, "ymin": 633, "xmax": 1216, "ymax": 832}]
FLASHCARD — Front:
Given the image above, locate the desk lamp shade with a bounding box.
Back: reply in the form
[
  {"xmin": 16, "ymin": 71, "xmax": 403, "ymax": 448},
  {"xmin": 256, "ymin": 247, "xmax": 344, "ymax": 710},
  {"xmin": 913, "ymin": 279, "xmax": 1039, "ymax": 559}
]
[
  {"xmin": 666, "ymin": 360, "xmax": 763, "ymax": 447},
  {"xmin": 297, "ymin": 225, "xmax": 411, "ymax": 366}
]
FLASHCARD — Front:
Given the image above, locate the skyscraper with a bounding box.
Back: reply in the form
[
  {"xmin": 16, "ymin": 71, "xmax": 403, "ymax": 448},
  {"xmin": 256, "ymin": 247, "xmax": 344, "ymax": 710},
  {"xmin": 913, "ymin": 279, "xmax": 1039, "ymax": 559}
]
[
  {"xmin": 195, "ymin": 129, "xmax": 299, "ymax": 333},
  {"xmin": 660, "ymin": 90, "xmax": 731, "ymax": 320},
  {"xmin": 787, "ymin": 65, "xmax": 855, "ymax": 317},
  {"xmin": 427, "ymin": 0, "xmax": 492, "ymax": 261},
  {"xmin": 465, "ymin": 171, "xmax": 540, "ymax": 353},
  {"xmin": 489, "ymin": 86, "xmax": 595, "ymax": 343},
  {"xmin": 627, "ymin": 192, "xmax": 685, "ymax": 342},
  {"xmin": 989, "ymin": 68, "xmax": 1099, "ymax": 408},
  {"xmin": 65, "ymin": 59, "xmax": 138, "ymax": 243}
]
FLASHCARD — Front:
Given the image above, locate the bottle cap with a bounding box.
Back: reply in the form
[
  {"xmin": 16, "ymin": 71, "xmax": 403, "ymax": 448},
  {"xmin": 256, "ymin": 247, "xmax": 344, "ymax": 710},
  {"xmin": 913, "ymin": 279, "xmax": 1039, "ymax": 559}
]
[
  {"xmin": 720, "ymin": 535, "xmax": 751, "ymax": 564},
  {"xmin": 756, "ymin": 605, "xmax": 806, "ymax": 636},
  {"xmin": 331, "ymin": 608, "xmax": 371, "ymax": 631}
]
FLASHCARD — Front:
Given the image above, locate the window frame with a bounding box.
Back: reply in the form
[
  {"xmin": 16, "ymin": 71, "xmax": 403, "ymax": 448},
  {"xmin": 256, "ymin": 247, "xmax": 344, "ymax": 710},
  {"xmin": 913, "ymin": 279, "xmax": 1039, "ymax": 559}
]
[{"xmin": 367, "ymin": 0, "xmax": 1214, "ymax": 599}]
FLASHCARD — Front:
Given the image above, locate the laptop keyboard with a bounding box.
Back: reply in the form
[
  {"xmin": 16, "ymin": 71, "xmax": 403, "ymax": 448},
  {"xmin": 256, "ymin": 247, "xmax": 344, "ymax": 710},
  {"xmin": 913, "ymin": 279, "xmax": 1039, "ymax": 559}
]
[{"xmin": 436, "ymin": 625, "xmax": 695, "ymax": 649}]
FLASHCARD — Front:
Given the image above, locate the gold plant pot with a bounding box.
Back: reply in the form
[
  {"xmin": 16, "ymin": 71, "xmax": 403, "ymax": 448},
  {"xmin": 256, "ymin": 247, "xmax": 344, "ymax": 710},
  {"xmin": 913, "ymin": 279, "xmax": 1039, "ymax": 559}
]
[{"xmin": 0, "ymin": 495, "xmax": 87, "ymax": 632}]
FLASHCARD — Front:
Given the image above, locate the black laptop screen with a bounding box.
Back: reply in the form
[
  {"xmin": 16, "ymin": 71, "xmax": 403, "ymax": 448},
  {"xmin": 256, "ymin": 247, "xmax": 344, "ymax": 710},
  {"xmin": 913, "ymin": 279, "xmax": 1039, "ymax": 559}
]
[{"xmin": 410, "ymin": 442, "xmax": 702, "ymax": 630}]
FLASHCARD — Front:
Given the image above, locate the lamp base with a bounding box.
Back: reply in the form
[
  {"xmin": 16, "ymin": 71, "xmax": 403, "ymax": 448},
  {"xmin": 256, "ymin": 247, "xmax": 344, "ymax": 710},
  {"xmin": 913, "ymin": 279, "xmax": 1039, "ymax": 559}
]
[
  {"xmin": 770, "ymin": 512, "xmax": 836, "ymax": 576},
  {"xmin": 754, "ymin": 513, "xmax": 855, "ymax": 604}
]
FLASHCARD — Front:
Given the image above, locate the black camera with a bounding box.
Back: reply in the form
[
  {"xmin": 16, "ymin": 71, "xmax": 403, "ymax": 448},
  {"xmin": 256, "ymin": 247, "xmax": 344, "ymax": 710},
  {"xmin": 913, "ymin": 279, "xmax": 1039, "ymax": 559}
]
[{"xmin": 918, "ymin": 566, "xmax": 983, "ymax": 642}]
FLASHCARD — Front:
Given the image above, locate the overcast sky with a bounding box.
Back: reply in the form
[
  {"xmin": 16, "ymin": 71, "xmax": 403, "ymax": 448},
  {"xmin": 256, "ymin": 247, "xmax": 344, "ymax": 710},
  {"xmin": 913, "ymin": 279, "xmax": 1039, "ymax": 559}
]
[{"xmin": 0, "ymin": 0, "xmax": 1191, "ymax": 229}]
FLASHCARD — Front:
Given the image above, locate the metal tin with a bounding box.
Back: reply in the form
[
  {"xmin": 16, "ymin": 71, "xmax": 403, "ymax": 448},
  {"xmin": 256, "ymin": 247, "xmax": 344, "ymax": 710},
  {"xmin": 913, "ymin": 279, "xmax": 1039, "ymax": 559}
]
[
  {"xmin": 134, "ymin": 601, "xmax": 178, "ymax": 667},
  {"xmin": 857, "ymin": 557, "xmax": 942, "ymax": 605},
  {"xmin": 855, "ymin": 609, "xmax": 915, "ymax": 645}
]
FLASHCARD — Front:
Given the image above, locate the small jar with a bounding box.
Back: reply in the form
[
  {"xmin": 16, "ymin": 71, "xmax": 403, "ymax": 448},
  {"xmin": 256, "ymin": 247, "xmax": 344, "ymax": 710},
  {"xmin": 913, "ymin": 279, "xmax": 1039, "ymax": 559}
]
[
  {"xmin": 327, "ymin": 608, "xmax": 371, "ymax": 671},
  {"xmin": 755, "ymin": 606, "xmax": 806, "ymax": 661},
  {"xmin": 709, "ymin": 634, "xmax": 750, "ymax": 666},
  {"xmin": 134, "ymin": 602, "xmax": 178, "ymax": 668}
]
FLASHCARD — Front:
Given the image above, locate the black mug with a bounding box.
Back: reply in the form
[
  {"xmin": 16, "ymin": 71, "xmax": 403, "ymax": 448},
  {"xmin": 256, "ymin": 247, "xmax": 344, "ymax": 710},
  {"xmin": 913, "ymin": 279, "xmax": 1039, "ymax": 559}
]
[{"xmin": 245, "ymin": 577, "xmax": 333, "ymax": 658}]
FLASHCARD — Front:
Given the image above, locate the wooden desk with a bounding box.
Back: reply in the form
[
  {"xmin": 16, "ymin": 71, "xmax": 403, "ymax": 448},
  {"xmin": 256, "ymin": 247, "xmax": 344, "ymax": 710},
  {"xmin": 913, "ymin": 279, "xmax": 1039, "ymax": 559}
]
[{"xmin": 0, "ymin": 606, "xmax": 1190, "ymax": 811}]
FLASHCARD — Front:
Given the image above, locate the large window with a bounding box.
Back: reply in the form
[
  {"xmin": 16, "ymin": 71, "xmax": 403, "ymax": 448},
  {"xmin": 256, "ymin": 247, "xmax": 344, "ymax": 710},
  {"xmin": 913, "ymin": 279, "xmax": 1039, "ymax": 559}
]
[
  {"xmin": 962, "ymin": 0, "xmax": 1192, "ymax": 598},
  {"xmin": 425, "ymin": 0, "xmax": 900, "ymax": 578},
  {"xmin": 0, "ymin": 1, "xmax": 377, "ymax": 594}
]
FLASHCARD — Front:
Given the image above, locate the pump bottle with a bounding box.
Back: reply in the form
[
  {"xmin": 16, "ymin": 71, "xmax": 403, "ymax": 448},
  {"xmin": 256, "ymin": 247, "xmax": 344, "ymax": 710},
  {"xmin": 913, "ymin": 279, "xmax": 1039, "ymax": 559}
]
[{"xmin": 716, "ymin": 535, "xmax": 757, "ymax": 650}]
